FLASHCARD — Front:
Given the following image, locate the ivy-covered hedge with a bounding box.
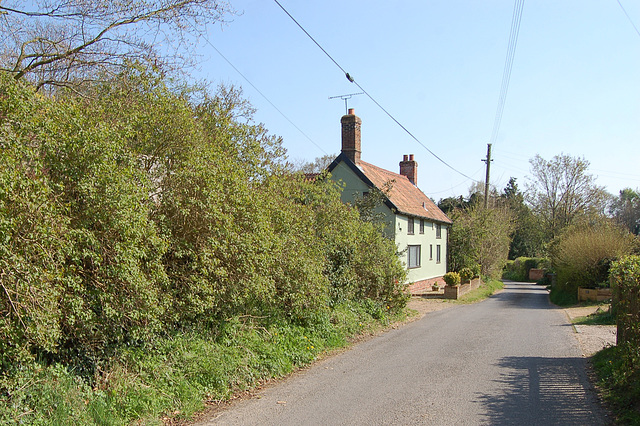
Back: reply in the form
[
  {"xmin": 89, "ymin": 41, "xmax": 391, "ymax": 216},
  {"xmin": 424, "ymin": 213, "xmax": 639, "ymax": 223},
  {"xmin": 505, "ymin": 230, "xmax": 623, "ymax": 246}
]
[
  {"xmin": 0, "ymin": 70, "xmax": 407, "ymax": 389},
  {"xmin": 611, "ymin": 256, "xmax": 640, "ymax": 347}
]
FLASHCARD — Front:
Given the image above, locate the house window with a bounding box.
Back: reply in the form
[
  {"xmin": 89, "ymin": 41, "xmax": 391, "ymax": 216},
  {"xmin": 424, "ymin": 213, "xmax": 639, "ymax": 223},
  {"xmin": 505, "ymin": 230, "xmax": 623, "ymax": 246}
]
[
  {"xmin": 419, "ymin": 219, "xmax": 425, "ymax": 234},
  {"xmin": 408, "ymin": 245, "xmax": 421, "ymax": 269},
  {"xmin": 408, "ymin": 217, "xmax": 414, "ymax": 235},
  {"xmin": 429, "ymin": 244, "xmax": 433, "ymax": 260},
  {"xmin": 436, "ymin": 245, "xmax": 441, "ymax": 264},
  {"xmin": 436, "ymin": 224, "xmax": 442, "ymax": 239}
]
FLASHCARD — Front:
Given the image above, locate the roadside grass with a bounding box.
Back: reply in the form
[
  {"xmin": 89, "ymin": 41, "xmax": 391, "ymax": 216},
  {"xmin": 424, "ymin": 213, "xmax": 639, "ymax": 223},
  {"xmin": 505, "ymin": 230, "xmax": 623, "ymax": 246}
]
[
  {"xmin": 0, "ymin": 301, "xmax": 406, "ymax": 425},
  {"xmin": 549, "ymin": 286, "xmax": 579, "ymax": 306},
  {"xmin": 449, "ymin": 279, "xmax": 504, "ymax": 304},
  {"xmin": 571, "ymin": 306, "xmax": 616, "ymax": 326},
  {"xmin": 592, "ymin": 344, "xmax": 640, "ymax": 425}
]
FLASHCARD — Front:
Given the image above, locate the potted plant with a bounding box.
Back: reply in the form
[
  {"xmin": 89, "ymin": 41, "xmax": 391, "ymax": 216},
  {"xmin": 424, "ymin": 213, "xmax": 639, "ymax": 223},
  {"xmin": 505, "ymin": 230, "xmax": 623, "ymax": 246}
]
[
  {"xmin": 443, "ymin": 272, "xmax": 461, "ymax": 287},
  {"xmin": 459, "ymin": 267, "xmax": 473, "ymax": 284},
  {"xmin": 432, "ymin": 283, "xmax": 440, "ymax": 291}
]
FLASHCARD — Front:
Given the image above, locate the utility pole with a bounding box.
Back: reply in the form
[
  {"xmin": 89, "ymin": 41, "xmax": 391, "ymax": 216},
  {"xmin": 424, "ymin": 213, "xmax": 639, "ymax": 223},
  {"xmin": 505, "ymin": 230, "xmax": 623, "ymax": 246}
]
[{"xmin": 482, "ymin": 144, "xmax": 493, "ymax": 208}]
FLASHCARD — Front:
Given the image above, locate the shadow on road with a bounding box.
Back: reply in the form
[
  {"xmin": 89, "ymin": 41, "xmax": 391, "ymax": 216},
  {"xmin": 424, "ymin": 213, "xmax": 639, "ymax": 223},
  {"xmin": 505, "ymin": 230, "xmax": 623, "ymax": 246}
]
[
  {"xmin": 492, "ymin": 281, "xmax": 562, "ymax": 310},
  {"xmin": 476, "ymin": 356, "xmax": 607, "ymax": 425}
]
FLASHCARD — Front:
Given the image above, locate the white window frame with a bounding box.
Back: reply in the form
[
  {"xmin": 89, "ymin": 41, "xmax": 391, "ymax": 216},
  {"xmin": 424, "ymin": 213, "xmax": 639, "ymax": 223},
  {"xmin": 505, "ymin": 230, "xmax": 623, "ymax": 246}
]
[{"xmin": 408, "ymin": 245, "xmax": 421, "ymax": 269}]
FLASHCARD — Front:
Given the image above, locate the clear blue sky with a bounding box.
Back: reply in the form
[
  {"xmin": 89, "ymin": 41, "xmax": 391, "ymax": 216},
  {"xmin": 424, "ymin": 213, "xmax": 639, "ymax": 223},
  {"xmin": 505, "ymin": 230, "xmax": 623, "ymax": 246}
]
[{"xmin": 193, "ymin": 0, "xmax": 640, "ymax": 201}]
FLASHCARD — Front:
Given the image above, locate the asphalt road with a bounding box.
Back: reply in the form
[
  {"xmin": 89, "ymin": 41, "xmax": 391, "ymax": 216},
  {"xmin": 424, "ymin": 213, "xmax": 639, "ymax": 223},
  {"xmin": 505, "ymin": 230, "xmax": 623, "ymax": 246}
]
[{"xmin": 198, "ymin": 281, "xmax": 610, "ymax": 425}]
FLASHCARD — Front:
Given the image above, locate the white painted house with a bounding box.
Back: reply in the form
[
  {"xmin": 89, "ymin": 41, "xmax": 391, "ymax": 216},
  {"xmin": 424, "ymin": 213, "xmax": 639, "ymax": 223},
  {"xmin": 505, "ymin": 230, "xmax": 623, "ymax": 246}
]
[{"xmin": 327, "ymin": 109, "xmax": 452, "ymax": 292}]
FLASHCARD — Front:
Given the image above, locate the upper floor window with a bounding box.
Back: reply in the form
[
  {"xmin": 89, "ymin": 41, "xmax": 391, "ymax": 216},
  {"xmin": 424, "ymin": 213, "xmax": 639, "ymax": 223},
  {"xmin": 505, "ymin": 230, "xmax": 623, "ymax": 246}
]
[
  {"xmin": 436, "ymin": 224, "xmax": 442, "ymax": 239},
  {"xmin": 419, "ymin": 219, "xmax": 425, "ymax": 234},
  {"xmin": 408, "ymin": 217, "xmax": 415, "ymax": 235}
]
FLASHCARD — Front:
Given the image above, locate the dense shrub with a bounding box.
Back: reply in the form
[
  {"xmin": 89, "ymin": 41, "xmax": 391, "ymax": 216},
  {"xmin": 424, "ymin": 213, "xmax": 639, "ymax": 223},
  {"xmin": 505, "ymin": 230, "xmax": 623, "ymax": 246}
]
[
  {"xmin": 502, "ymin": 257, "xmax": 550, "ymax": 281},
  {"xmin": 594, "ymin": 256, "xmax": 640, "ymax": 423},
  {"xmin": 550, "ymin": 221, "xmax": 636, "ymax": 295},
  {"xmin": 443, "ymin": 272, "xmax": 461, "ymax": 286},
  {"xmin": 0, "ymin": 68, "xmax": 408, "ymax": 402},
  {"xmin": 459, "ymin": 267, "xmax": 474, "ymax": 283},
  {"xmin": 448, "ymin": 205, "xmax": 514, "ymax": 279},
  {"xmin": 610, "ymin": 256, "xmax": 640, "ymax": 347}
]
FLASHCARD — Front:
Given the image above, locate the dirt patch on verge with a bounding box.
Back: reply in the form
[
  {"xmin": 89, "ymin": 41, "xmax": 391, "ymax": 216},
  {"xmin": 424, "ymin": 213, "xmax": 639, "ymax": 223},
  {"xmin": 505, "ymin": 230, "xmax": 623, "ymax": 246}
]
[
  {"xmin": 564, "ymin": 305, "xmax": 616, "ymax": 357},
  {"xmin": 406, "ymin": 297, "xmax": 453, "ymax": 319}
]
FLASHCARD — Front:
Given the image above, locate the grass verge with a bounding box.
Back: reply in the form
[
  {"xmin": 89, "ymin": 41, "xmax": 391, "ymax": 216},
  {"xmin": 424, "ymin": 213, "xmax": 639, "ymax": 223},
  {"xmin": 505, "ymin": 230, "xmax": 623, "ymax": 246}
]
[
  {"xmin": 0, "ymin": 301, "xmax": 406, "ymax": 425},
  {"xmin": 572, "ymin": 306, "xmax": 616, "ymax": 326},
  {"xmin": 592, "ymin": 344, "xmax": 640, "ymax": 424},
  {"xmin": 450, "ymin": 279, "xmax": 504, "ymax": 304}
]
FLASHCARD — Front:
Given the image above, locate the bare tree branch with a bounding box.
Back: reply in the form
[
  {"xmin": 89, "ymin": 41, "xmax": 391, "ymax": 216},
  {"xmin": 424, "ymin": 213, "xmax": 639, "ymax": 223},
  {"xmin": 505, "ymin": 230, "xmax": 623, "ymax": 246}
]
[{"xmin": 0, "ymin": 0, "xmax": 235, "ymax": 91}]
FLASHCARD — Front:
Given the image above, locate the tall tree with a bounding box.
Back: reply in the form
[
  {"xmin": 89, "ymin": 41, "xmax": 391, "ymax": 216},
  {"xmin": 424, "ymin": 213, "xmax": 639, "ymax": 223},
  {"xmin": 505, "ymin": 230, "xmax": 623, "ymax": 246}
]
[
  {"xmin": 525, "ymin": 154, "xmax": 610, "ymax": 239},
  {"xmin": 499, "ymin": 177, "xmax": 544, "ymax": 258},
  {"xmin": 610, "ymin": 188, "xmax": 640, "ymax": 234},
  {"xmin": 0, "ymin": 0, "xmax": 234, "ymax": 91}
]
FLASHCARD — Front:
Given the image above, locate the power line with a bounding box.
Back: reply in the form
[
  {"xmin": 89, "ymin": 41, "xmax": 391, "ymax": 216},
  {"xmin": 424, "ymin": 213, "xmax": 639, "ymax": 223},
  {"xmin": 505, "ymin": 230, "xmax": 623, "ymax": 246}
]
[
  {"xmin": 193, "ymin": 23, "xmax": 328, "ymax": 156},
  {"xmin": 490, "ymin": 0, "xmax": 525, "ymax": 145},
  {"xmin": 616, "ymin": 0, "xmax": 640, "ymax": 40},
  {"xmin": 272, "ymin": 0, "xmax": 481, "ymax": 184}
]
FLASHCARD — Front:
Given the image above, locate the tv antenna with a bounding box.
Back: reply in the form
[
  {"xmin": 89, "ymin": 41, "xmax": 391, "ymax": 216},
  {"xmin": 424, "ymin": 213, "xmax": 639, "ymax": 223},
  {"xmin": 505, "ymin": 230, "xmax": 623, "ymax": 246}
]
[{"xmin": 329, "ymin": 92, "xmax": 364, "ymax": 114}]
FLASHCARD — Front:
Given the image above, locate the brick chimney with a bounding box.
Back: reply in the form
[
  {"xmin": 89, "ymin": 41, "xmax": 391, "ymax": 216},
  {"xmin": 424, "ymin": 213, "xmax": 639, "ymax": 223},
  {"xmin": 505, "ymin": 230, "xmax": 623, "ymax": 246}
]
[
  {"xmin": 400, "ymin": 154, "xmax": 418, "ymax": 185},
  {"xmin": 341, "ymin": 108, "xmax": 362, "ymax": 164}
]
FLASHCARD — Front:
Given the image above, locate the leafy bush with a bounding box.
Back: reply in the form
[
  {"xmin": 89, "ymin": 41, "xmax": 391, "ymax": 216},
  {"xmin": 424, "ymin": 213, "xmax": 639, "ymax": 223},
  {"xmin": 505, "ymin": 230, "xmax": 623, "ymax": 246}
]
[
  {"xmin": 448, "ymin": 205, "xmax": 514, "ymax": 279},
  {"xmin": 459, "ymin": 267, "xmax": 474, "ymax": 283},
  {"xmin": 502, "ymin": 257, "xmax": 550, "ymax": 281},
  {"xmin": 443, "ymin": 272, "xmax": 461, "ymax": 286},
  {"xmin": 550, "ymin": 221, "xmax": 636, "ymax": 295},
  {"xmin": 1, "ymin": 68, "xmax": 411, "ymax": 424}
]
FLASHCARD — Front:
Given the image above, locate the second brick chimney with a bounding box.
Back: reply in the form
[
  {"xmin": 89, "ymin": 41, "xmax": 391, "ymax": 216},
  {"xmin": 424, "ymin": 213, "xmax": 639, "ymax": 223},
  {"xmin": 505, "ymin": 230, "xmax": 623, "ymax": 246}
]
[
  {"xmin": 400, "ymin": 154, "xmax": 418, "ymax": 185},
  {"xmin": 341, "ymin": 108, "xmax": 362, "ymax": 165}
]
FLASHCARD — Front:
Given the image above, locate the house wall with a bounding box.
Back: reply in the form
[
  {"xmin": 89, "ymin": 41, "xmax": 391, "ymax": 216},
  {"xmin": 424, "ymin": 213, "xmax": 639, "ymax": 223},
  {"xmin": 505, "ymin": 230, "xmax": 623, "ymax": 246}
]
[
  {"xmin": 395, "ymin": 215, "xmax": 448, "ymax": 283},
  {"xmin": 329, "ymin": 161, "xmax": 395, "ymax": 236},
  {"xmin": 329, "ymin": 160, "xmax": 448, "ymax": 284}
]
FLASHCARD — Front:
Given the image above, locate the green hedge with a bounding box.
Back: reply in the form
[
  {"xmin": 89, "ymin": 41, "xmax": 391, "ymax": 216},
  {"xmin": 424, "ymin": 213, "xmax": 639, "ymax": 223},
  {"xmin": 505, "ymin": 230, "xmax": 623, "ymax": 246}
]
[
  {"xmin": 0, "ymin": 69, "xmax": 408, "ymax": 406},
  {"xmin": 502, "ymin": 257, "xmax": 549, "ymax": 282}
]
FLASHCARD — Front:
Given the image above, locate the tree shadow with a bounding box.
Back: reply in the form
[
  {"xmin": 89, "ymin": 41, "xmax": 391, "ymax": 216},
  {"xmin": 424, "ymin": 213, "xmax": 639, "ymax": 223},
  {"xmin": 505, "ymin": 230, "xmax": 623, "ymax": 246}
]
[
  {"xmin": 476, "ymin": 356, "xmax": 609, "ymax": 425},
  {"xmin": 492, "ymin": 281, "xmax": 560, "ymax": 310}
]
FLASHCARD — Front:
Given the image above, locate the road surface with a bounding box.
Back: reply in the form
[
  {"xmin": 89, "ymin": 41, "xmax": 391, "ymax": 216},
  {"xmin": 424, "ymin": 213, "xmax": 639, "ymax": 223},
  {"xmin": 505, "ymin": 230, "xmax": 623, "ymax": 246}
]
[{"xmin": 198, "ymin": 281, "xmax": 609, "ymax": 425}]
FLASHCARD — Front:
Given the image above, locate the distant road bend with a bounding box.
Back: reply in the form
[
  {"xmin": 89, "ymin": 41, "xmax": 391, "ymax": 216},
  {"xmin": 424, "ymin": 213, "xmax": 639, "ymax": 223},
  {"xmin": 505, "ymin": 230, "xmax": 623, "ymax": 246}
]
[{"xmin": 198, "ymin": 281, "xmax": 609, "ymax": 425}]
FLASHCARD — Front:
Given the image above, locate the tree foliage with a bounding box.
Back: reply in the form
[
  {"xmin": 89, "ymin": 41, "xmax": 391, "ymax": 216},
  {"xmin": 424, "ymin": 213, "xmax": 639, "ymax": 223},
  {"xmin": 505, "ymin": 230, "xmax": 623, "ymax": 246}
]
[
  {"xmin": 0, "ymin": 0, "xmax": 234, "ymax": 91},
  {"xmin": 549, "ymin": 220, "xmax": 637, "ymax": 294},
  {"xmin": 525, "ymin": 154, "xmax": 610, "ymax": 239},
  {"xmin": 499, "ymin": 177, "xmax": 544, "ymax": 258},
  {"xmin": 610, "ymin": 188, "xmax": 640, "ymax": 235},
  {"xmin": 0, "ymin": 69, "xmax": 408, "ymax": 380},
  {"xmin": 447, "ymin": 204, "xmax": 514, "ymax": 279}
]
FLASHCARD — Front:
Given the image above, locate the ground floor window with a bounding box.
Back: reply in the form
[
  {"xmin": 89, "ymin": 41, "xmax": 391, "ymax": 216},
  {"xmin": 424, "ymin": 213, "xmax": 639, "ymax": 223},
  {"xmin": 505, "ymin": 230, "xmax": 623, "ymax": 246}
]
[
  {"xmin": 408, "ymin": 245, "xmax": 421, "ymax": 268},
  {"xmin": 436, "ymin": 245, "xmax": 441, "ymax": 264},
  {"xmin": 430, "ymin": 244, "xmax": 433, "ymax": 260}
]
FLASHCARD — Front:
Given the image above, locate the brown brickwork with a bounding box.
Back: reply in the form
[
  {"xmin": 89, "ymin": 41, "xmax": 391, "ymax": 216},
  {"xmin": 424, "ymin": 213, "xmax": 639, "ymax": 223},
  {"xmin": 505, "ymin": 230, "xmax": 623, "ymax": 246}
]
[{"xmin": 341, "ymin": 109, "xmax": 362, "ymax": 164}]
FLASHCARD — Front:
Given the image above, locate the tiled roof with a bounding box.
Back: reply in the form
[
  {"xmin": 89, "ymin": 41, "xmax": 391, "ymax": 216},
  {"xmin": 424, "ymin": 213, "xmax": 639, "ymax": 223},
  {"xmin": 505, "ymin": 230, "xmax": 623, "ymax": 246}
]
[{"xmin": 357, "ymin": 161, "xmax": 452, "ymax": 224}]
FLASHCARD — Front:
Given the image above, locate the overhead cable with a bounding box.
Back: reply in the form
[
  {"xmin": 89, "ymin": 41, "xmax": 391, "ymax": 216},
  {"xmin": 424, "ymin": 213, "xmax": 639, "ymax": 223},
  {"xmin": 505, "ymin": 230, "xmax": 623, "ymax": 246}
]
[
  {"xmin": 193, "ymin": 23, "xmax": 328, "ymax": 155},
  {"xmin": 273, "ymin": 0, "xmax": 481, "ymax": 184},
  {"xmin": 490, "ymin": 0, "xmax": 525, "ymax": 146},
  {"xmin": 616, "ymin": 0, "xmax": 640, "ymax": 40}
]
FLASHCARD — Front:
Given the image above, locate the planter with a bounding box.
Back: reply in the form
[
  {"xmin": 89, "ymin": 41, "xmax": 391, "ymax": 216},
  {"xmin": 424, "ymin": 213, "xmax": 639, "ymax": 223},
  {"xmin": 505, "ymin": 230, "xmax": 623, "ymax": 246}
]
[
  {"xmin": 578, "ymin": 287, "xmax": 612, "ymax": 302},
  {"xmin": 444, "ymin": 278, "xmax": 483, "ymax": 300},
  {"xmin": 444, "ymin": 285, "xmax": 459, "ymax": 299}
]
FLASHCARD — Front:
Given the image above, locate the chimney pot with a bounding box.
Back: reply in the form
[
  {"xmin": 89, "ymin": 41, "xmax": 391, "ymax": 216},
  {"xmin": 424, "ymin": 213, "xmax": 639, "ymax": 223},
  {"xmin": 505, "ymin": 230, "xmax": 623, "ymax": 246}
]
[
  {"xmin": 399, "ymin": 154, "xmax": 418, "ymax": 186},
  {"xmin": 348, "ymin": 108, "xmax": 355, "ymax": 115}
]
